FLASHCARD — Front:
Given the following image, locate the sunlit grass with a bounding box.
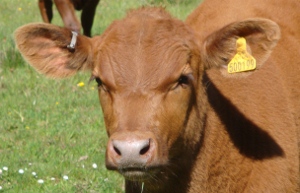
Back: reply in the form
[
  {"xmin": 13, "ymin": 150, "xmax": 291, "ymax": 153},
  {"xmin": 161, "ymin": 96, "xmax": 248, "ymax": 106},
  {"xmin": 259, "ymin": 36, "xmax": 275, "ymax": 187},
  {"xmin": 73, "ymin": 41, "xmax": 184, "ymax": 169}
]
[{"xmin": 0, "ymin": 0, "xmax": 201, "ymax": 192}]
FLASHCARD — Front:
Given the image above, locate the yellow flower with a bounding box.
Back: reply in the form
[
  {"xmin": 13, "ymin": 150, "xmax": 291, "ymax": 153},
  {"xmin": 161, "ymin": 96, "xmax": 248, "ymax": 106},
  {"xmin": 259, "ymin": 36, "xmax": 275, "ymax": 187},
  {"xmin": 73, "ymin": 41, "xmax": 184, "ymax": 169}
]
[
  {"xmin": 18, "ymin": 7, "xmax": 22, "ymax": 11},
  {"xmin": 25, "ymin": 126, "xmax": 30, "ymax": 130},
  {"xmin": 56, "ymin": 102, "xmax": 59, "ymax": 105},
  {"xmin": 77, "ymin": 82, "xmax": 85, "ymax": 87}
]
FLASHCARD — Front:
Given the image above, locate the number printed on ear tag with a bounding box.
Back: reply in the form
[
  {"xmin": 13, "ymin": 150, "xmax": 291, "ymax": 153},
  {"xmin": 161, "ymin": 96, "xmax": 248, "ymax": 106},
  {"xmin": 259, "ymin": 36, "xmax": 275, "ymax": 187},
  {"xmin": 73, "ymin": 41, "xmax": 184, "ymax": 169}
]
[{"xmin": 228, "ymin": 37, "xmax": 256, "ymax": 74}]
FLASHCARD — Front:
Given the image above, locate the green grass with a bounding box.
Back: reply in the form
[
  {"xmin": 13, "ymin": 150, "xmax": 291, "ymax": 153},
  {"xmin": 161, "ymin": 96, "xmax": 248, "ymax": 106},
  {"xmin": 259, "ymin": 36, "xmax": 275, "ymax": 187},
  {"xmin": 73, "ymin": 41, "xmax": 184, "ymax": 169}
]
[{"xmin": 0, "ymin": 0, "xmax": 201, "ymax": 192}]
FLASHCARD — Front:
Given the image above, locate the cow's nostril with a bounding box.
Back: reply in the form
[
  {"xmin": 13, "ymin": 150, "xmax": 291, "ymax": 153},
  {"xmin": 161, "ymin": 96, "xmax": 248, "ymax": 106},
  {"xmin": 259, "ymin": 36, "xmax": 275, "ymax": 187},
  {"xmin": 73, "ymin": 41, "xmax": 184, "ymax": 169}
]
[
  {"xmin": 113, "ymin": 146, "xmax": 122, "ymax": 156},
  {"xmin": 139, "ymin": 141, "xmax": 150, "ymax": 155}
]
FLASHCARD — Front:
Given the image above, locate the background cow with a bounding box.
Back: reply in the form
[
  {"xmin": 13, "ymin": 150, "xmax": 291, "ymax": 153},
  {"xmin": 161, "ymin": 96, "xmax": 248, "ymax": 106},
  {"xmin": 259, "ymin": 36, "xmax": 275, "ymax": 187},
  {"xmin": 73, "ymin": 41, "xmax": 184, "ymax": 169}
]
[
  {"xmin": 38, "ymin": 0, "xmax": 100, "ymax": 36},
  {"xmin": 15, "ymin": 0, "xmax": 300, "ymax": 192}
]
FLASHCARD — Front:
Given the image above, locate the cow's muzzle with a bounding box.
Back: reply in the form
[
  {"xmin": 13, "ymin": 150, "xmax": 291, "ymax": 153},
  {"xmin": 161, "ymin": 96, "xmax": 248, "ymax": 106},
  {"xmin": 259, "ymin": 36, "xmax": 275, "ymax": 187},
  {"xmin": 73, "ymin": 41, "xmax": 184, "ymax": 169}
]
[{"xmin": 105, "ymin": 131, "xmax": 160, "ymax": 181}]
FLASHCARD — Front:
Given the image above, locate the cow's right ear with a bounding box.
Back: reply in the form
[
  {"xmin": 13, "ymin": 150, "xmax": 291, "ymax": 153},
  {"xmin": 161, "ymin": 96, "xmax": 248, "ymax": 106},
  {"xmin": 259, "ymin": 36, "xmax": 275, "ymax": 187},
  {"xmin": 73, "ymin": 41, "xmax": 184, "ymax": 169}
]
[{"xmin": 14, "ymin": 23, "xmax": 94, "ymax": 78}]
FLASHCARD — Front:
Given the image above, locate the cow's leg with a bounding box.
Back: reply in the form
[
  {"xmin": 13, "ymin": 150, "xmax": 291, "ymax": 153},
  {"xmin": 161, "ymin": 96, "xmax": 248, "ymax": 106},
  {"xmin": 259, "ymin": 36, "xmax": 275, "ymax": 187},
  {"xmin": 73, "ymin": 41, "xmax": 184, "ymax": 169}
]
[
  {"xmin": 81, "ymin": 0, "xmax": 100, "ymax": 37},
  {"xmin": 38, "ymin": 0, "xmax": 53, "ymax": 23},
  {"xmin": 53, "ymin": 0, "xmax": 81, "ymax": 34}
]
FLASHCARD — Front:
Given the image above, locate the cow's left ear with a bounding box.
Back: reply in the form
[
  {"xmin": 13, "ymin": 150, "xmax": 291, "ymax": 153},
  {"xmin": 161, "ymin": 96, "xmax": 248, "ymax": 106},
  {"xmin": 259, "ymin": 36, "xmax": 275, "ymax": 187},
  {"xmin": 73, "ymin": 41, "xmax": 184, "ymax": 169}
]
[
  {"xmin": 14, "ymin": 23, "xmax": 94, "ymax": 78},
  {"xmin": 202, "ymin": 18, "xmax": 280, "ymax": 74}
]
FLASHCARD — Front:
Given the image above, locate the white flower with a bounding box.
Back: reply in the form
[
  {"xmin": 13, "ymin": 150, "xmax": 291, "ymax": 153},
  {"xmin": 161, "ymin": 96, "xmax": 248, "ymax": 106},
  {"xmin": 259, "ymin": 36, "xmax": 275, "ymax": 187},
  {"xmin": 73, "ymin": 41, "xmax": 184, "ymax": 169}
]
[
  {"xmin": 63, "ymin": 175, "xmax": 68, "ymax": 180},
  {"xmin": 18, "ymin": 169, "xmax": 24, "ymax": 174},
  {"xmin": 32, "ymin": 172, "xmax": 37, "ymax": 176},
  {"xmin": 50, "ymin": 177, "xmax": 55, "ymax": 181},
  {"xmin": 37, "ymin": 179, "xmax": 44, "ymax": 184},
  {"xmin": 82, "ymin": 164, "xmax": 85, "ymax": 168},
  {"xmin": 28, "ymin": 163, "xmax": 32, "ymax": 166},
  {"xmin": 3, "ymin": 167, "xmax": 8, "ymax": 171},
  {"xmin": 0, "ymin": 169, "xmax": 2, "ymax": 175},
  {"xmin": 92, "ymin": 163, "xmax": 97, "ymax": 169},
  {"xmin": 0, "ymin": 186, "xmax": 2, "ymax": 190}
]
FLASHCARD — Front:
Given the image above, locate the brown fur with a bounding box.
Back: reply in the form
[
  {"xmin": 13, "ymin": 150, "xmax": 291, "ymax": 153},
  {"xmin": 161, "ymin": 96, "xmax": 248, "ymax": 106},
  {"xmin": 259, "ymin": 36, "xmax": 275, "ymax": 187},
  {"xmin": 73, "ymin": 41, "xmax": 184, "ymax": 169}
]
[
  {"xmin": 186, "ymin": 1, "xmax": 300, "ymax": 192},
  {"xmin": 38, "ymin": 0, "xmax": 100, "ymax": 36},
  {"xmin": 14, "ymin": 1, "xmax": 299, "ymax": 192}
]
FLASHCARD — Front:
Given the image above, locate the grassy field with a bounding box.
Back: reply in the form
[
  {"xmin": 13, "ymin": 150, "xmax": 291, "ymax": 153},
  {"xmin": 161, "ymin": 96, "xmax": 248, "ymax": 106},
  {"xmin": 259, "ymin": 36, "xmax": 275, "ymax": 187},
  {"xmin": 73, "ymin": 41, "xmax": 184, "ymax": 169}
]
[{"xmin": 0, "ymin": 0, "xmax": 201, "ymax": 192}]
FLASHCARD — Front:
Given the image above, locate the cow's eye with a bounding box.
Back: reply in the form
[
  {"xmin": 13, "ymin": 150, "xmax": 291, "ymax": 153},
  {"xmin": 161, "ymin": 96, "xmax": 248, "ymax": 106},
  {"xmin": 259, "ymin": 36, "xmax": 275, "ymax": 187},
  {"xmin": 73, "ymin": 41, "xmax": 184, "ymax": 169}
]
[
  {"xmin": 177, "ymin": 75, "xmax": 191, "ymax": 89},
  {"xmin": 92, "ymin": 76, "xmax": 108, "ymax": 91},
  {"xmin": 170, "ymin": 74, "xmax": 190, "ymax": 90},
  {"xmin": 178, "ymin": 75, "xmax": 189, "ymax": 86},
  {"xmin": 95, "ymin": 77, "xmax": 102, "ymax": 87}
]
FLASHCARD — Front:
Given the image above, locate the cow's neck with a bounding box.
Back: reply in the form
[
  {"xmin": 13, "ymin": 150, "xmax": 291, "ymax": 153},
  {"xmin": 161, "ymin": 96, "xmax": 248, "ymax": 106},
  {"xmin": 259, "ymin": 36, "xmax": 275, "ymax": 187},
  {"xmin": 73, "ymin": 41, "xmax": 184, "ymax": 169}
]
[{"xmin": 187, "ymin": 71, "xmax": 258, "ymax": 193}]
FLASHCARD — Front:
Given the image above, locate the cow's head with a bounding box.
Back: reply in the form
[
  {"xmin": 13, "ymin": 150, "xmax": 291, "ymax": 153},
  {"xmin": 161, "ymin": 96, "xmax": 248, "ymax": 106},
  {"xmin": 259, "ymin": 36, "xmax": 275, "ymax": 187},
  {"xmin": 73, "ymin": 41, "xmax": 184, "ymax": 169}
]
[{"xmin": 14, "ymin": 7, "xmax": 280, "ymax": 182}]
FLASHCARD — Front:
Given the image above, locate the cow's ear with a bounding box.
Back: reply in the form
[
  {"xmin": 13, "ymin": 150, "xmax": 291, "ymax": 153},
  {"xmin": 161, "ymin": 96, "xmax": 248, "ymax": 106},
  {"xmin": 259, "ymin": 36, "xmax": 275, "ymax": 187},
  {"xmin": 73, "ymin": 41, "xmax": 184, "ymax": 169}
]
[
  {"xmin": 202, "ymin": 18, "xmax": 280, "ymax": 74},
  {"xmin": 14, "ymin": 23, "xmax": 94, "ymax": 78}
]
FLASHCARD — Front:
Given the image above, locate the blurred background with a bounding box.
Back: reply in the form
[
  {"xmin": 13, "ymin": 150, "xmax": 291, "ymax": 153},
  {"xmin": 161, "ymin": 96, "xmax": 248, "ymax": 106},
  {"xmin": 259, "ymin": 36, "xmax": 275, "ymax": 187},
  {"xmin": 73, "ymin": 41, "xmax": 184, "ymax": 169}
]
[{"xmin": 0, "ymin": 0, "xmax": 201, "ymax": 192}]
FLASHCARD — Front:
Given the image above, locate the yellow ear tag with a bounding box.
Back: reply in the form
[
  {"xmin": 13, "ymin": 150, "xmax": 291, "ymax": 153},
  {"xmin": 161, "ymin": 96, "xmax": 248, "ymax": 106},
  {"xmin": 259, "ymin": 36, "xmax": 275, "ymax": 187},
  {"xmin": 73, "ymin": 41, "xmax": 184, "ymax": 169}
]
[{"xmin": 227, "ymin": 37, "xmax": 256, "ymax": 73}]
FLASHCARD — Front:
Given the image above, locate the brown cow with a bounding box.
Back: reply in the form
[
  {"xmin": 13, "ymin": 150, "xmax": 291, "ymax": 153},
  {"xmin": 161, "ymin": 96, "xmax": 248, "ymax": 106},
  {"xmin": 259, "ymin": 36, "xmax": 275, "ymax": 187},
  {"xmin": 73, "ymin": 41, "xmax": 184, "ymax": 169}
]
[
  {"xmin": 14, "ymin": 0, "xmax": 300, "ymax": 192},
  {"xmin": 38, "ymin": 0, "xmax": 100, "ymax": 37}
]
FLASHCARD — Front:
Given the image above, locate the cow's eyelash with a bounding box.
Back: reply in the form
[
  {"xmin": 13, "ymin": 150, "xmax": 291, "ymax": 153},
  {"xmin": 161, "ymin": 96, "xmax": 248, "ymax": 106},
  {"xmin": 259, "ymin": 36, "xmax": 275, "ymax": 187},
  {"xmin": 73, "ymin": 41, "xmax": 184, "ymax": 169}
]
[{"xmin": 89, "ymin": 75, "xmax": 96, "ymax": 83}]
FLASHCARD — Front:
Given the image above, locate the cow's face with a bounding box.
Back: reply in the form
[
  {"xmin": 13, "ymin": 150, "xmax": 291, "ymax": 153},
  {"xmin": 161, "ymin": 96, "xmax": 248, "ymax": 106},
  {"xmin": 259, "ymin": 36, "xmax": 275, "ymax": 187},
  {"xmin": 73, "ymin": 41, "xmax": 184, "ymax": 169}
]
[
  {"xmin": 91, "ymin": 12, "xmax": 202, "ymax": 180},
  {"xmin": 14, "ymin": 7, "xmax": 280, "ymax": 183}
]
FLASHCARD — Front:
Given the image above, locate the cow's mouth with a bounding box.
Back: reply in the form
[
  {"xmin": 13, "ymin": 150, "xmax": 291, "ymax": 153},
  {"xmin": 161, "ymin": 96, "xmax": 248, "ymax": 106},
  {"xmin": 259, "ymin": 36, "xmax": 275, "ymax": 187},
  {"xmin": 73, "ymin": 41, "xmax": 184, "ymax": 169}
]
[{"xmin": 118, "ymin": 167, "xmax": 160, "ymax": 181}]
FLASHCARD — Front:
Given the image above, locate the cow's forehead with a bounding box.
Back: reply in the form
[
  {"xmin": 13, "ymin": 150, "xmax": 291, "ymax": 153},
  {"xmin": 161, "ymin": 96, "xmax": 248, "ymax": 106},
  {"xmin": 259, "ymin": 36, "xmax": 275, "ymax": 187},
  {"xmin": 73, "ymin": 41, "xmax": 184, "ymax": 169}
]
[{"xmin": 93, "ymin": 11, "xmax": 196, "ymax": 91}]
